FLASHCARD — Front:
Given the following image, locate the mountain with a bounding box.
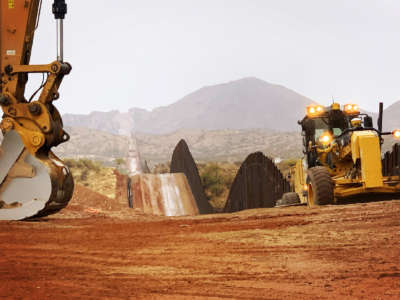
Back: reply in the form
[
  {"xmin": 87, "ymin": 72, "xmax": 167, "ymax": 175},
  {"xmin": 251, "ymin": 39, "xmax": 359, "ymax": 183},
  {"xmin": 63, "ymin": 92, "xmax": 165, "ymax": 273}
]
[
  {"xmin": 62, "ymin": 110, "xmax": 135, "ymax": 136},
  {"xmin": 62, "ymin": 77, "xmax": 314, "ymax": 134},
  {"xmin": 381, "ymin": 101, "xmax": 400, "ymax": 131}
]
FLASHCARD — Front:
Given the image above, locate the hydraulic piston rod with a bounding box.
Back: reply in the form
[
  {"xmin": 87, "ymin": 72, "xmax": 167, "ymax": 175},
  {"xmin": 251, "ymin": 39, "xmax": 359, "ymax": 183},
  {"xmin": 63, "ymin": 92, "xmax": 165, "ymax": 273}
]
[
  {"xmin": 56, "ymin": 19, "xmax": 64, "ymax": 62},
  {"xmin": 52, "ymin": 0, "xmax": 67, "ymax": 62}
]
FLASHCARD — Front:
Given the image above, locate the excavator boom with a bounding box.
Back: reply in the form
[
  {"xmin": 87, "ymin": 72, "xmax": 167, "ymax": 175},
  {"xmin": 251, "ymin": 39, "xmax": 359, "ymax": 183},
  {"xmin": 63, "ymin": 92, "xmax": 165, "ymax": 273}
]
[
  {"xmin": 0, "ymin": 0, "xmax": 40, "ymax": 99},
  {"xmin": 0, "ymin": 0, "xmax": 73, "ymax": 220}
]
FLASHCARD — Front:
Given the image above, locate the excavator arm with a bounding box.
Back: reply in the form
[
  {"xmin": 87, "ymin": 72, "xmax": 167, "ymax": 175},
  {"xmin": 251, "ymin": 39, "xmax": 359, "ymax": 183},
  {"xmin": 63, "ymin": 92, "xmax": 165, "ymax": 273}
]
[{"xmin": 0, "ymin": 0, "xmax": 73, "ymax": 220}]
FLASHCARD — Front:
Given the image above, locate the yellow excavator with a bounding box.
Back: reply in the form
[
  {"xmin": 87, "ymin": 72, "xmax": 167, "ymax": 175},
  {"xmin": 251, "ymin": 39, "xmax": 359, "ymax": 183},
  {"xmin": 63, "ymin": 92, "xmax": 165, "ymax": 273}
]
[
  {"xmin": 279, "ymin": 102, "xmax": 400, "ymax": 206},
  {"xmin": 0, "ymin": 0, "xmax": 73, "ymax": 219}
]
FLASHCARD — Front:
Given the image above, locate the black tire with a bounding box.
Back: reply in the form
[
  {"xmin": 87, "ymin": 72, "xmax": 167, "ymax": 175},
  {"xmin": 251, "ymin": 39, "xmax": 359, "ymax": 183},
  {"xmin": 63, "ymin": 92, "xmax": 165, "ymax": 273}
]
[
  {"xmin": 276, "ymin": 192, "xmax": 300, "ymax": 206},
  {"xmin": 307, "ymin": 166, "xmax": 334, "ymax": 206}
]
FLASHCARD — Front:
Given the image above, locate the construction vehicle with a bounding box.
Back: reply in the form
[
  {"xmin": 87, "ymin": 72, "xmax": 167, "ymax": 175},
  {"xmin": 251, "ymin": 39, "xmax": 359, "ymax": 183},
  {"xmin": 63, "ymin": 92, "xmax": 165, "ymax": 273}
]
[
  {"xmin": 280, "ymin": 102, "xmax": 400, "ymax": 206},
  {"xmin": 0, "ymin": 0, "xmax": 73, "ymax": 219}
]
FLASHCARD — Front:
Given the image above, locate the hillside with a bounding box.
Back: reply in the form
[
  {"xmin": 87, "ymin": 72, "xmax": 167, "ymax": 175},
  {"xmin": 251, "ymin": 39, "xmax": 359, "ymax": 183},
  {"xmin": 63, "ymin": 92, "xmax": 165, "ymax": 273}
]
[
  {"xmin": 62, "ymin": 77, "xmax": 314, "ymax": 134},
  {"xmin": 381, "ymin": 101, "xmax": 400, "ymax": 131},
  {"xmin": 54, "ymin": 125, "xmax": 400, "ymax": 169},
  {"xmin": 54, "ymin": 127, "xmax": 303, "ymax": 166}
]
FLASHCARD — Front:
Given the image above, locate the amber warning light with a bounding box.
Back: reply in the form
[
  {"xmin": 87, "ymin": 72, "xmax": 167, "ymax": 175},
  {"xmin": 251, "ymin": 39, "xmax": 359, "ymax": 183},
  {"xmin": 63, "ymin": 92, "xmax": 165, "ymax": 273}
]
[
  {"xmin": 306, "ymin": 105, "xmax": 324, "ymax": 117},
  {"xmin": 343, "ymin": 104, "xmax": 360, "ymax": 114},
  {"xmin": 393, "ymin": 130, "xmax": 400, "ymax": 139}
]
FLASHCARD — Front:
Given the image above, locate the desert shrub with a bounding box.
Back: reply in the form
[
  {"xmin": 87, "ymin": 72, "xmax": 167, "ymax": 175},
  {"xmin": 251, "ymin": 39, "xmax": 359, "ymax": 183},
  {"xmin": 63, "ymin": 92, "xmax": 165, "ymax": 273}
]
[
  {"xmin": 64, "ymin": 158, "xmax": 77, "ymax": 169},
  {"xmin": 64, "ymin": 158, "xmax": 104, "ymax": 176},
  {"xmin": 80, "ymin": 159, "xmax": 101, "ymax": 172},
  {"xmin": 277, "ymin": 158, "xmax": 299, "ymax": 175},
  {"xmin": 209, "ymin": 183, "xmax": 225, "ymax": 198},
  {"xmin": 80, "ymin": 169, "xmax": 89, "ymax": 181},
  {"xmin": 114, "ymin": 158, "xmax": 125, "ymax": 167},
  {"xmin": 200, "ymin": 163, "xmax": 233, "ymax": 199},
  {"xmin": 113, "ymin": 158, "xmax": 129, "ymax": 174},
  {"xmin": 152, "ymin": 163, "xmax": 170, "ymax": 174}
]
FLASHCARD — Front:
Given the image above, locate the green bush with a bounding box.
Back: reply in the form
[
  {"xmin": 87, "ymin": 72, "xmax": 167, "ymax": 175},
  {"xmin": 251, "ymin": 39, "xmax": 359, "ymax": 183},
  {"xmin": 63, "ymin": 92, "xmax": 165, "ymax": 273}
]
[{"xmin": 200, "ymin": 163, "xmax": 233, "ymax": 199}]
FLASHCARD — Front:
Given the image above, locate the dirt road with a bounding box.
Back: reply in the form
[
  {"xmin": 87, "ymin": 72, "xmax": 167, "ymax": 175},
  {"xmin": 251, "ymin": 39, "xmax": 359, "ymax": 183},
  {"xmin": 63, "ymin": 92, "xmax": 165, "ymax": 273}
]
[{"xmin": 1, "ymin": 197, "xmax": 400, "ymax": 299}]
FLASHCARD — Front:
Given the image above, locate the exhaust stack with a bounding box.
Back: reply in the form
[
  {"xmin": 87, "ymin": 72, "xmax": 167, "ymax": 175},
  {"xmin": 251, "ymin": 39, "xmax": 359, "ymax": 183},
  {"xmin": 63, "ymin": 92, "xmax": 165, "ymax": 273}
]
[{"xmin": 378, "ymin": 102, "xmax": 383, "ymax": 132}]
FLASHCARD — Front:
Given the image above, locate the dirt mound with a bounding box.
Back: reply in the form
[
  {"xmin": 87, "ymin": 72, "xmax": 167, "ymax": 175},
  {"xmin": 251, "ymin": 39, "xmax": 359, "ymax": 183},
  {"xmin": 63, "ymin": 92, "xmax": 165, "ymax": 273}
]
[{"xmin": 58, "ymin": 183, "xmax": 128, "ymax": 218}]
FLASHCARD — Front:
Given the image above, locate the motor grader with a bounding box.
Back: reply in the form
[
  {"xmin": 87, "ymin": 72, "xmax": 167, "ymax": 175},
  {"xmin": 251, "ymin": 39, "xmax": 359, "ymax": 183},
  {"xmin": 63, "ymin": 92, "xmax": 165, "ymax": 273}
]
[
  {"xmin": 0, "ymin": 0, "xmax": 73, "ymax": 219},
  {"xmin": 279, "ymin": 102, "xmax": 400, "ymax": 206}
]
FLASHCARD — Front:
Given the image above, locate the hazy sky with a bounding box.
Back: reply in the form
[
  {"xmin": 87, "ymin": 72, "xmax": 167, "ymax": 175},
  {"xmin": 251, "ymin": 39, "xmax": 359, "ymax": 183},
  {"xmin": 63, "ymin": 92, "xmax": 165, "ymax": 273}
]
[{"xmin": 28, "ymin": 0, "xmax": 400, "ymax": 114}]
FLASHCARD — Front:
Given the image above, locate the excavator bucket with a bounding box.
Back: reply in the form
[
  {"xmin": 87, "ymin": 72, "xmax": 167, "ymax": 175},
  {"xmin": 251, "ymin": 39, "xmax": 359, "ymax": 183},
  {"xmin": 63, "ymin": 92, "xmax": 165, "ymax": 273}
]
[
  {"xmin": 0, "ymin": 131, "xmax": 73, "ymax": 220},
  {"xmin": 0, "ymin": 1, "xmax": 74, "ymax": 219}
]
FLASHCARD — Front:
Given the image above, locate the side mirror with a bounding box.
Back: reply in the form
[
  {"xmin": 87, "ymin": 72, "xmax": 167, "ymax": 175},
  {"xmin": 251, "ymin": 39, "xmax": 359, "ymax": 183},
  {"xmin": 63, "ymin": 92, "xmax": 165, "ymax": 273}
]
[{"xmin": 364, "ymin": 116, "xmax": 373, "ymax": 128}]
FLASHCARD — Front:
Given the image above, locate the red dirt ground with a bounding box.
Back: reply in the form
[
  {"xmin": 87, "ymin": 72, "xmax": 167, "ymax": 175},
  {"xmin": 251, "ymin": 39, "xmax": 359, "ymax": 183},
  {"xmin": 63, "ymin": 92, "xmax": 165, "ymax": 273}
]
[{"xmin": 1, "ymin": 185, "xmax": 400, "ymax": 299}]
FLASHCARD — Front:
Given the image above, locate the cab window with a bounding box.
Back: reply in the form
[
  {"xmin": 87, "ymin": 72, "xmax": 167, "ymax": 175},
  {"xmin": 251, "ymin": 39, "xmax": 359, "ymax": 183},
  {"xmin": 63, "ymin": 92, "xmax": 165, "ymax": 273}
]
[{"xmin": 332, "ymin": 128, "xmax": 343, "ymax": 136}]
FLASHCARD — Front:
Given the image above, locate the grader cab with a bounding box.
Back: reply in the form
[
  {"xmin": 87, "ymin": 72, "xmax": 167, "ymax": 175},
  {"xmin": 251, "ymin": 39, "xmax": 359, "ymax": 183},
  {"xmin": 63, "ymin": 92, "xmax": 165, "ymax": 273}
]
[{"xmin": 281, "ymin": 102, "xmax": 400, "ymax": 207}]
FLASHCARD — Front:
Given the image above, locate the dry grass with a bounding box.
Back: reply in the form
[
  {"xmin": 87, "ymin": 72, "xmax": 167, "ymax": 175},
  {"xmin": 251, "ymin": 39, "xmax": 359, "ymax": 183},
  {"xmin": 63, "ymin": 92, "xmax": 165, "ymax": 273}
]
[{"xmin": 65, "ymin": 159, "xmax": 116, "ymax": 199}]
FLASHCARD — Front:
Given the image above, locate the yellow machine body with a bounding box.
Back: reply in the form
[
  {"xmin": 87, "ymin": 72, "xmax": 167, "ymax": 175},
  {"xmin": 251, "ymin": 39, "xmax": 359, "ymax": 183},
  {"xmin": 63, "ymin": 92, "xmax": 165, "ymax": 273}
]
[
  {"xmin": 351, "ymin": 131, "xmax": 383, "ymax": 188},
  {"xmin": 288, "ymin": 103, "xmax": 400, "ymax": 205},
  {"xmin": 333, "ymin": 130, "xmax": 400, "ymax": 199}
]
